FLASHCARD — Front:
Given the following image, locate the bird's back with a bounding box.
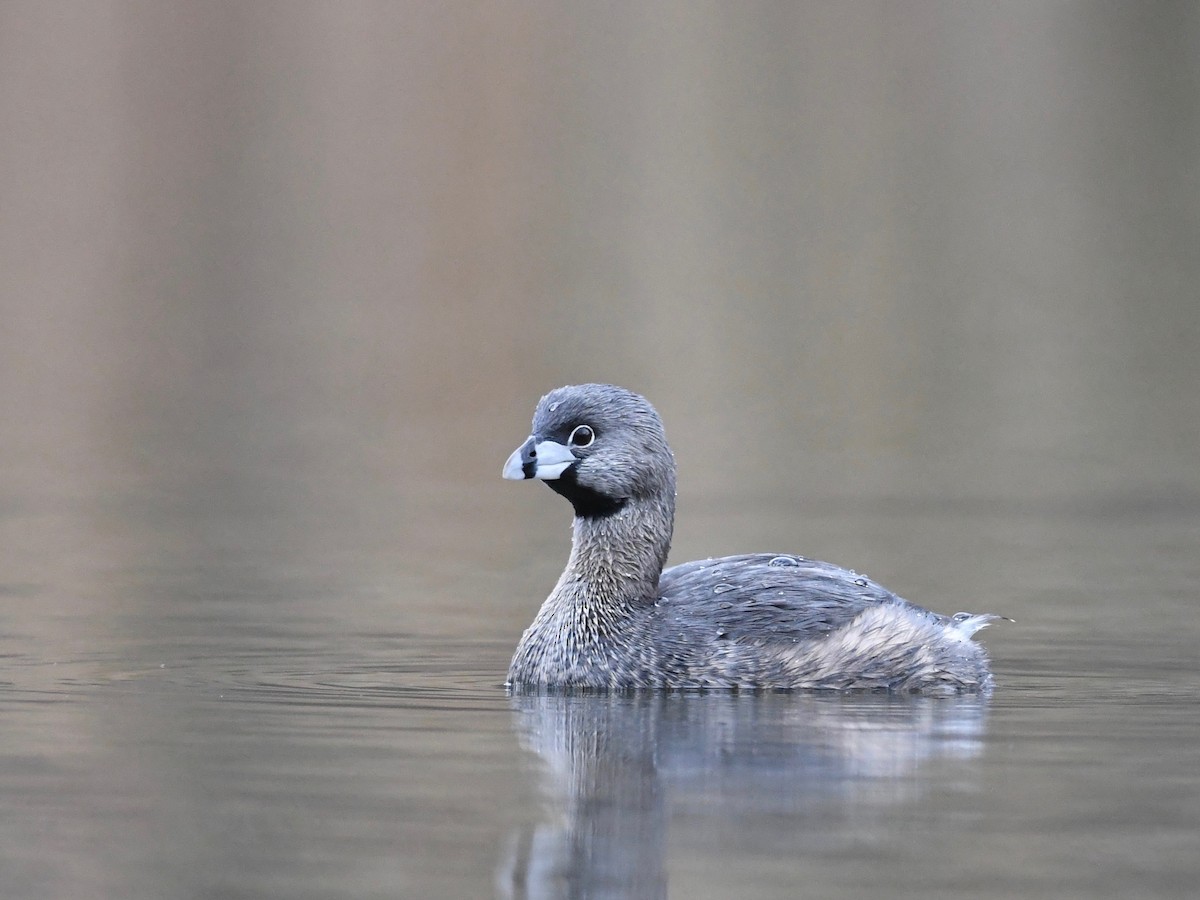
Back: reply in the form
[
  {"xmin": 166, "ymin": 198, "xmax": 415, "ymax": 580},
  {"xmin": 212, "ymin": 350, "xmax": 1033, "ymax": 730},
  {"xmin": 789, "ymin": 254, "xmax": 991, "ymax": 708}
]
[{"xmin": 652, "ymin": 553, "xmax": 992, "ymax": 692}]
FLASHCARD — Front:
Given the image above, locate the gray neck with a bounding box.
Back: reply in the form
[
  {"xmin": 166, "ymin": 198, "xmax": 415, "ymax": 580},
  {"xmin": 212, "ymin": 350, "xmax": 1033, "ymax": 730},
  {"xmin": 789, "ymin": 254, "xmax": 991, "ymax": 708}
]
[
  {"xmin": 508, "ymin": 482, "xmax": 676, "ymax": 685},
  {"xmin": 559, "ymin": 488, "xmax": 676, "ymax": 616}
]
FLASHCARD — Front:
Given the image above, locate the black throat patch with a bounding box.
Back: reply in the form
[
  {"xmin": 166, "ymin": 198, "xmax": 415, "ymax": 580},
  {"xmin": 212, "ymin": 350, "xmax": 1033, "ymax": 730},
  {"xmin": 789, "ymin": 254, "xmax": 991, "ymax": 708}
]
[{"xmin": 546, "ymin": 467, "xmax": 627, "ymax": 519}]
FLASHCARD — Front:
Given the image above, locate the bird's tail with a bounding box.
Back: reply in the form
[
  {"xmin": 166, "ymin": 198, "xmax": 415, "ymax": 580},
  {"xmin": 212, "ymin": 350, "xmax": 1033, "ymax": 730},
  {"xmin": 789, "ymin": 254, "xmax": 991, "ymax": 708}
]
[{"xmin": 948, "ymin": 612, "xmax": 1014, "ymax": 639}]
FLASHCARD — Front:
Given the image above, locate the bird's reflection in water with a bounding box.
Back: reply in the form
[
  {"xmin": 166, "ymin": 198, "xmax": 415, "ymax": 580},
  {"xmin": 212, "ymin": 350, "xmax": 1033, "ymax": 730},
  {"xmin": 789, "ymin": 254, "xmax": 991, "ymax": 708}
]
[{"xmin": 497, "ymin": 691, "xmax": 989, "ymax": 899}]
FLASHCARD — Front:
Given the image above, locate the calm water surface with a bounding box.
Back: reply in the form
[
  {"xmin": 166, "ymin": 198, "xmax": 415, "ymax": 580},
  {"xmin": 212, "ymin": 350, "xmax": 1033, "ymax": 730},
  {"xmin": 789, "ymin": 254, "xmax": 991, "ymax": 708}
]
[{"xmin": 2, "ymin": 478, "xmax": 1197, "ymax": 900}]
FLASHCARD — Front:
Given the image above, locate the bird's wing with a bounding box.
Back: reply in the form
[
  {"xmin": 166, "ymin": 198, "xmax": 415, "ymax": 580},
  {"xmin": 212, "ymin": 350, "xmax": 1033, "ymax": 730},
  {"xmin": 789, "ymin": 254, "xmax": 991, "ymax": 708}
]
[{"xmin": 658, "ymin": 553, "xmax": 936, "ymax": 644}]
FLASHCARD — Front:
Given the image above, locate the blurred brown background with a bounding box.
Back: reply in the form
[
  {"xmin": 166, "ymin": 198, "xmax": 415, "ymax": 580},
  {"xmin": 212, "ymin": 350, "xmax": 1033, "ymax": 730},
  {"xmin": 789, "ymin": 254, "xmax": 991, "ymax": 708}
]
[{"xmin": 1, "ymin": 1, "xmax": 1197, "ymax": 613}]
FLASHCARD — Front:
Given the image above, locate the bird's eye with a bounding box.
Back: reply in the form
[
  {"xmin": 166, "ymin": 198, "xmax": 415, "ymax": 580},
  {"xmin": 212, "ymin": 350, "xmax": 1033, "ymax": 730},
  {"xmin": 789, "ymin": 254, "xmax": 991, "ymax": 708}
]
[{"xmin": 568, "ymin": 424, "xmax": 595, "ymax": 448}]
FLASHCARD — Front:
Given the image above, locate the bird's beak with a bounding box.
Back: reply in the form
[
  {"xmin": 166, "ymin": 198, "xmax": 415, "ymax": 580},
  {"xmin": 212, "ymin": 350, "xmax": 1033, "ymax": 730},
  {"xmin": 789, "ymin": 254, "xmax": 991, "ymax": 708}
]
[{"xmin": 502, "ymin": 437, "xmax": 577, "ymax": 481}]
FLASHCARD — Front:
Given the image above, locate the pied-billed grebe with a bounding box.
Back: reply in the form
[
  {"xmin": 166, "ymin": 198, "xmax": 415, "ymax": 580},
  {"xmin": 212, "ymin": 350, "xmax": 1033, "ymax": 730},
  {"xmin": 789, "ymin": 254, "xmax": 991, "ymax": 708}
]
[{"xmin": 503, "ymin": 384, "xmax": 1002, "ymax": 694}]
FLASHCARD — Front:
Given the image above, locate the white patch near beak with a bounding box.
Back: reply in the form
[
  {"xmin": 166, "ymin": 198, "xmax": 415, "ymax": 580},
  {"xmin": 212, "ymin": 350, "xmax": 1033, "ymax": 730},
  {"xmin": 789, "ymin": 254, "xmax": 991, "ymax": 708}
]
[
  {"xmin": 529, "ymin": 440, "xmax": 576, "ymax": 479},
  {"xmin": 502, "ymin": 439, "xmax": 577, "ymax": 480}
]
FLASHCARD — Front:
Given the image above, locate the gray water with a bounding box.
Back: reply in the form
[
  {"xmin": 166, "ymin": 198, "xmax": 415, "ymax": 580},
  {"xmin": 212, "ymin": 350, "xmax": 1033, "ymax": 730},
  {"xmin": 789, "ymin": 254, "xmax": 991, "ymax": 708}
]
[
  {"xmin": 2, "ymin": 4, "xmax": 1199, "ymax": 899},
  {"xmin": 3, "ymin": 465, "xmax": 1197, "ymax": 899}
]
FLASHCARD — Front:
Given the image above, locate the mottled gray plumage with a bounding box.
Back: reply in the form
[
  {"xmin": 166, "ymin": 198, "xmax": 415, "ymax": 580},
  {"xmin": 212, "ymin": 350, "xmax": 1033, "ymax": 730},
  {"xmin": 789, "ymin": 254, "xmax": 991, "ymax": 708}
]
[{"xmin": 503, "ymin": 384, "xmax": 1001, "ymax": 694}]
